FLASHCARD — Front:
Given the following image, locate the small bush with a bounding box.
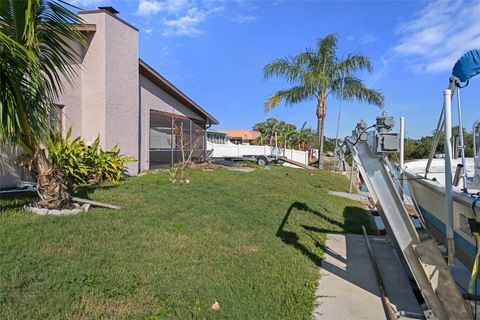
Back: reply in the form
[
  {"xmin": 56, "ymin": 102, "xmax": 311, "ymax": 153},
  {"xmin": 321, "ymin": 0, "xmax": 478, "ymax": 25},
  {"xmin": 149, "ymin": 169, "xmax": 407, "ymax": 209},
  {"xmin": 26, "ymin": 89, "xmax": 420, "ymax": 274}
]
[{"xmin": 46, "ymin": 128, "xmax": 135, "ymax": 186}]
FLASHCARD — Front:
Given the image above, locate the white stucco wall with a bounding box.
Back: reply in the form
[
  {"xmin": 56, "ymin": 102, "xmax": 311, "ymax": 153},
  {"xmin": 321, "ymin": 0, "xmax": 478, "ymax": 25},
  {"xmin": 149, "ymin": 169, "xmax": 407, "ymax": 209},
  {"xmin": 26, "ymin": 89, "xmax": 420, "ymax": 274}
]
[
  {"xmin": 78, "ymin": 13, "xmax": 107, "ymax": 147},
  {"xmin": 57, "ymin": 38, "xmax": 84, "ymax": 138},
  {"xmin": 104, "ymin": 13, "xmax": 139, "ymax": 174},
  {"xmin": 74, "ymin": 11, "xmax": 139, "ymax": 174},
  {"xmin": 139, "ymin": 74, "xmax": 203, "ymax": 171}
]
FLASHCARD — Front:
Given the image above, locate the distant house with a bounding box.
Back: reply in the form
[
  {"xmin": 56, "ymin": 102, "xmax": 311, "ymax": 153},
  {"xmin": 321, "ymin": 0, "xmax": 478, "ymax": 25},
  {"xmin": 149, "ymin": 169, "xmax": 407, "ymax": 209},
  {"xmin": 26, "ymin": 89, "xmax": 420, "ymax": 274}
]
[
  {"xmin": 206, "ymin": 130, "xmax": 229, "ymax": 144},
  {"xmin": 0, "ymin": 7, "xmax": 218, "ymax": 190},
  {"xmin": 216, "ymin": 130, "xmax": 261, "ymax": 145}
]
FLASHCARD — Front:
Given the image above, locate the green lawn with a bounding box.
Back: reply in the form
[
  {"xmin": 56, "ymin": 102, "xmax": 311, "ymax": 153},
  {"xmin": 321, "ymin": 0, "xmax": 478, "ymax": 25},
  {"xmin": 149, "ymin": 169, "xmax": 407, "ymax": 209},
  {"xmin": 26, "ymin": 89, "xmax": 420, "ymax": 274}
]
[{"xmin": 0, "ymin": 166, "xmax": 371, "ymax": 319}]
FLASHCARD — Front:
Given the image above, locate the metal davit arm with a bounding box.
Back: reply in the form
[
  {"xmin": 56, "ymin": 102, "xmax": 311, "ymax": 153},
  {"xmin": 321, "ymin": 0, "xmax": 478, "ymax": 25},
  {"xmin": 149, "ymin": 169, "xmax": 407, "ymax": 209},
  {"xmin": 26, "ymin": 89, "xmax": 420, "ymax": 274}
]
[{"xmin": 425, "ymin": 78, "xmax": 458, "ymax": 178}]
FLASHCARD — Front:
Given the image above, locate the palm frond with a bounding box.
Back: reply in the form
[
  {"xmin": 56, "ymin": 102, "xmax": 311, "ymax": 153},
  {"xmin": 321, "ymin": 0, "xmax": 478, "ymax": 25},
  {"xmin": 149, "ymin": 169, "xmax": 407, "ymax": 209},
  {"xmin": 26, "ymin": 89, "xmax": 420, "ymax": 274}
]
[
  {"xmin": 294, "ymin": 50, "xmax": 316, "ymax": 68},
  {"xmin": 263, "ymin": 56, "xmax": 303, "ymax": 83},
  {"xmin": 0, "ymin": 0, "xmax": 86, "ymax": 157},
  {"xmin": 342, "ymin": 76, "xmax": 384, "ymax": 107},
  {"xmin": 316, "ymin": 34, "xmax": 337, "ymax": 70},
  {"xmin": 35, "ymin": 0, "xmax": 86, "ymax": 98},
  {"xmin": 336, "ymin": 53, "xmax": 373, "ymax": 74},
  {"xmin": 264, "ymin": 86, "xmax": 313, "ymax": 111}
]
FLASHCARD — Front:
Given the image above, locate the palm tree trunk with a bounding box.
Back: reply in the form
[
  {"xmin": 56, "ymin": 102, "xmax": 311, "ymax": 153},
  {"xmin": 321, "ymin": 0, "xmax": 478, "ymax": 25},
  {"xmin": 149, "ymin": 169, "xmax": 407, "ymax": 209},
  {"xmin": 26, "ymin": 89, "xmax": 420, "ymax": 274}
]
[
  {"xmin": 316, "ymin": 96, "xmax": 327, "ymax": 169},
  {"xmin": 32, "ymin": 147, "xmax": 70, "ymax": 209}
]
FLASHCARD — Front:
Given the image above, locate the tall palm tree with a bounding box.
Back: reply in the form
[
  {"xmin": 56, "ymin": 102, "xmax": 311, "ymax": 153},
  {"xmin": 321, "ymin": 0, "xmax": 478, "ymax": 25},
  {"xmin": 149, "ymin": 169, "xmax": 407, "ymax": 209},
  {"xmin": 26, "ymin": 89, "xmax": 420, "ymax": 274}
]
[
  {"xmin": 0, "ymin": 0, "xmax": 85, "ymax": 208},
  {"xmin": 263, "ymin": 34, "xmax": 384, "ymax": 168}
]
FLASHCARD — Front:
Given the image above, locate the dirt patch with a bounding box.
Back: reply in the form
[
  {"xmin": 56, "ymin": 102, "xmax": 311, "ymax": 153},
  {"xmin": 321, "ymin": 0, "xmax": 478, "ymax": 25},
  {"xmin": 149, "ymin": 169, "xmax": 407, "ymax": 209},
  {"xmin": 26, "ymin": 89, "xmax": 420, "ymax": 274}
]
[
  {"xmin": 190, "ymin": 162, "xmax": 225, "ymax": 170},
  {"xmin": 243, "ymin": 244, "xmax": 259, "ymax": 254}
]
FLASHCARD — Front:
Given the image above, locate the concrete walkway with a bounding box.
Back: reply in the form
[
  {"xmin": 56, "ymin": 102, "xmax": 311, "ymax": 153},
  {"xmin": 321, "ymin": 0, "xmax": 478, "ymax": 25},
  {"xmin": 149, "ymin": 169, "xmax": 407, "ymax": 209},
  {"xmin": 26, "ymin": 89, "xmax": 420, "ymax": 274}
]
[{"xmin": 312, "ymin": 234, "xmax": 422, "ymax": 320}]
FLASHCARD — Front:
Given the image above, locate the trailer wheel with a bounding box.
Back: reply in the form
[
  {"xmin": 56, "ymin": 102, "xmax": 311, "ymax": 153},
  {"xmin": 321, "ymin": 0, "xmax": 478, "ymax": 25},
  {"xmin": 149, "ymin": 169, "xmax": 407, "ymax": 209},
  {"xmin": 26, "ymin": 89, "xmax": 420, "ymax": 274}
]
[{"xmin": 256, "ymin": 156, "xmax": 268, "ymax": 166}]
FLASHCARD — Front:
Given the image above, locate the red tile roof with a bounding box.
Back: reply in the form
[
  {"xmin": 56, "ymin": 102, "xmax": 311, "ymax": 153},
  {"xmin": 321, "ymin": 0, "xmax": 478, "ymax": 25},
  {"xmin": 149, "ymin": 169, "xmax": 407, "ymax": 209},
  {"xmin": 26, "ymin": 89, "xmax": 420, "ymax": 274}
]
[{"xmin": 217, "ymin": 130, "xmax": 260, "ymax": 141}]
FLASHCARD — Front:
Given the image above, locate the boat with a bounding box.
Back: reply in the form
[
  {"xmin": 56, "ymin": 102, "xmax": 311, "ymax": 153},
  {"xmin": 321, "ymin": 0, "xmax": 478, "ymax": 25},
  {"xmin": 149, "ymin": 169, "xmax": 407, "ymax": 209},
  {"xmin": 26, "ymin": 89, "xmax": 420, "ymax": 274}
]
[
  {"xmin": 404, "ymin": 157, "xmax": 478, "ymax": 269},
  {"xmin": 403, "ymin": 49, "xmax": 480, "ymax": 276}
]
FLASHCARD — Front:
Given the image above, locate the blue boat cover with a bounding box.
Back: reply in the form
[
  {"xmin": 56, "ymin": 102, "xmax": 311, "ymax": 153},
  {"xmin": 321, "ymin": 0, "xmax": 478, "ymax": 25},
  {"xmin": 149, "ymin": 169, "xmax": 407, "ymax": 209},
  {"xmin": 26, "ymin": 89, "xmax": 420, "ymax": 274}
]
[{"xmin": 452, "ymin": 49, "xmax": 480, "ymax": 82}]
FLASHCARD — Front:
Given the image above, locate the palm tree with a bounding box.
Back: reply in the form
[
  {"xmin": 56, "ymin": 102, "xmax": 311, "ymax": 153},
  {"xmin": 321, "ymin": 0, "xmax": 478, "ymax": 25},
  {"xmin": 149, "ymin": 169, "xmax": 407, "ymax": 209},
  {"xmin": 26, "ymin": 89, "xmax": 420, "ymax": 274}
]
[
  {"xmin": 0, "ymin": 0, "xmax": 85, "ymax": 208},
  {"xmin": 263, "ymin": 34, "xmax": 384, "ymax": 168},
  {"xmin": 295, "ymin": 122, "xmax": 309, "ymax": 150}
]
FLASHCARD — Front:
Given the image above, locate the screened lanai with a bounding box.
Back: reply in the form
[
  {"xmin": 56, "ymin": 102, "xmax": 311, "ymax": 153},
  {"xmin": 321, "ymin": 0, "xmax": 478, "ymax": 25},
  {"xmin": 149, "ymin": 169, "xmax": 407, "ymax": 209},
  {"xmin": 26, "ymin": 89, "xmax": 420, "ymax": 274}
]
[{"xmin": 149, "ymin": 110, "xmax": 206, "ymax": 168}]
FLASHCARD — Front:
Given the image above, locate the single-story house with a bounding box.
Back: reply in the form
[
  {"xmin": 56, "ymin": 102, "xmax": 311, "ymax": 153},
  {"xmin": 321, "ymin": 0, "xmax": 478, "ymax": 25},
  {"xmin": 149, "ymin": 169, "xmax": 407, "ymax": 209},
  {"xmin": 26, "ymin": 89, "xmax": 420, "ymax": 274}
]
[
  {"xmin": 0, "ymin": 7, "xmax": 218, "ymax": 190},
  {"xmin": 206, "ymin": 130, "xmax": 229, "ymax": 144},
  {"xmin": 216, "ymin": 130, "xmax": 260, "ymax": 145}
]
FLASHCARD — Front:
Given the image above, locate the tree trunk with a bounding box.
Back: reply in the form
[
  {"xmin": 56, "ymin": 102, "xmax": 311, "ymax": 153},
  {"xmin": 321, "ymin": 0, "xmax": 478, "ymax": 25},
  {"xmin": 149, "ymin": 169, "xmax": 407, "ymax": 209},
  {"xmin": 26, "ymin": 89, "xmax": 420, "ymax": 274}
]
[
  {"xmin": 316, "ymin": 96, "xmax": 327, "ymax": 169},
  {"xmin": 32, "ymin": 148, "xmax": 70, "ymax": 209}
]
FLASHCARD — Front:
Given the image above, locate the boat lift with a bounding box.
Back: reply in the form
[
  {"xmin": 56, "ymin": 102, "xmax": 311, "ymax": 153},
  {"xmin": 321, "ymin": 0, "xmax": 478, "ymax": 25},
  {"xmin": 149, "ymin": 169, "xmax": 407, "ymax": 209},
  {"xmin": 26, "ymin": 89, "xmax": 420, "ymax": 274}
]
[{"xmin": 341, "ymin": 112, "xmax": 473, "ymax": 319}]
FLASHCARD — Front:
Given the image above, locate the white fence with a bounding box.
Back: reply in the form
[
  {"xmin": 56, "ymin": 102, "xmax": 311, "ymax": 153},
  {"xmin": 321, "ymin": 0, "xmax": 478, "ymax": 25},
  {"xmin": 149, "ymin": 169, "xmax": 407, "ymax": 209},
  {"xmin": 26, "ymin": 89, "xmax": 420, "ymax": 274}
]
[{"xmin": 207, "ymin": 142, "xmax": 309, "ymax": 166}]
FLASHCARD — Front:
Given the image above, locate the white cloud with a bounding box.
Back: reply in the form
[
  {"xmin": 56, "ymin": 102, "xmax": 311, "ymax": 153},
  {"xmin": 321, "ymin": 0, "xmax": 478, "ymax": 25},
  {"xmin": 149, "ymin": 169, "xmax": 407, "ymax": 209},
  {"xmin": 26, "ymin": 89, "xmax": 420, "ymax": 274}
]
[
  {"xmin": 346, "ymin": 35, "xmax": 355, "ymax": 42},
  {"xmin": 359, "ymin": 34, "xmax": 376, "ymax": 45},
  {"xmin": 164, "ymin": 0, "xmax": 189, "ymax": 14},
  {"xmin": 136, "ymin": 0, "xmax": 224, "ymax": 36},
  {"xmin": 232, "ymin": 15, "xmax": 257, "ymax": 23},
  {"xmin": 163, "ymin": 8, "xmax": 205, "ymax": 36},
  {"xmin": 393, "ymin": 0, "xmax": 480, "ymax": 73},
  {"xmin": 136, "ymin": 0, "xmax": 191, "ymax": 16},
  {"xmin": 162, "ymin": 6, "xmax": 223, "ymax": 36},
  {"xmin": 160, "ymin": 46, "xmax": 170, "ymax": 56},
  {"xmin": 70, "ymin": 0, "xmax": 106, "ymax": 7},
  {"xmin": 137, "ymin": 0, "xmax": 164, "ymax": 16}
]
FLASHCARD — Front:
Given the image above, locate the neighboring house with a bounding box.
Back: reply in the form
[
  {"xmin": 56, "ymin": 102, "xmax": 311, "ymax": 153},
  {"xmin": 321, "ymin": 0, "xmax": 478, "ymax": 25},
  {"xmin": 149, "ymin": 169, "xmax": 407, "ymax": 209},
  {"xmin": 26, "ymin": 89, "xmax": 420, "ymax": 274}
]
[
  {"xmin": 216, "ymin": 130, "xmax": 261, "ymax": 145},
  {"xmin": 206, "ymin": 130, "xmax": 229, "ymax": 144},
  {"xmin": 0, "ymin": 7, "xmax": 218, "ymax": 190}
]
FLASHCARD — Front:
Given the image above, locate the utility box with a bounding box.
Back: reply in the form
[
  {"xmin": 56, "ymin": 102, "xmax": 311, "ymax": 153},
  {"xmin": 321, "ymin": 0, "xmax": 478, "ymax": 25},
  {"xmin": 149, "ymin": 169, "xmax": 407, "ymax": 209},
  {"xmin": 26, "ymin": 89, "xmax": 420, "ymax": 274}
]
[{"xmin": 376, "ymin": 133, "xmax": 400, "ymax": 153}]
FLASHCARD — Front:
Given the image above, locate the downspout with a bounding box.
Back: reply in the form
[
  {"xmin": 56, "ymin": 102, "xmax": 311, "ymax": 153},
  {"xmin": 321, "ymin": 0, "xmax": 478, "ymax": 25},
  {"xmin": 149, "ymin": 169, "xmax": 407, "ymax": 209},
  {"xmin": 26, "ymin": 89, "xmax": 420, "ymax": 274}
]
[
  {"xmin": 138, "ymin": 78, "xmax": 142, "ymax": 173},
  {"xmin": 204, "ymin": 119, "xmax": 211, "ymax": 162}
]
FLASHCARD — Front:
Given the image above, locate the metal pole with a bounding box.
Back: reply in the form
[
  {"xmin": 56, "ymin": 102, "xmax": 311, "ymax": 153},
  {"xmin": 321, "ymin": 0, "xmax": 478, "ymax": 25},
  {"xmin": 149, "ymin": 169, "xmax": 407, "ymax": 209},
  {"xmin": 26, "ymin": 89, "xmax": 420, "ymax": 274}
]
[
  {"xmin": 362, "ymin": 226, "xmax": 396, "ymax": 320},
  {"xmin": 349, "ymin": 161, "xmax": 355, "ymax": 194},
  {"xmin": 425, "ymin": 78, "xmax": 457, "ymax": 178},
  {"xmin": 444, "ymin": 89, "xmax": 455, "ymax": 267},
  {"xmin": 456, "ymin": 87, "xmax": 468, "ymax": 192},
  {"xmin": 400, "ymin": 117, "xmax": 405, "ymax": 201},
  {"xmin": 333, "ymin": 75, "xmax": 345, "ymax": 172},
  {"xmin": 425, "ymin": 109, "xmax": 444, "ymax": 177},
  {"xmin": 275, "ymin": 131, "xmax": 278, "ymax": 150}
]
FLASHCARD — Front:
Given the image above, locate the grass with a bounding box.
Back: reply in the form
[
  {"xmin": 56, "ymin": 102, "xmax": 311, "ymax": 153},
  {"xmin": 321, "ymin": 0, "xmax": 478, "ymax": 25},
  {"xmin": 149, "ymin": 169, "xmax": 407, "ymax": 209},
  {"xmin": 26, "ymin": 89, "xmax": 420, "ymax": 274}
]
[{"xmin": 0, "ymin": 166, "xmax": 371, "ymax": 319}]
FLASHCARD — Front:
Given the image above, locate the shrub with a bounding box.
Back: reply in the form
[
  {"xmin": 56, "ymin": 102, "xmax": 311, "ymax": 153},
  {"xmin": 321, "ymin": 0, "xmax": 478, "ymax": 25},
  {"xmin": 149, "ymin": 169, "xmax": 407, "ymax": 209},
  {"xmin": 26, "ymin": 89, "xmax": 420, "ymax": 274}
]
[{"xmin": 46, "ymin": 128, "xmax": 135, "ymax": 186}]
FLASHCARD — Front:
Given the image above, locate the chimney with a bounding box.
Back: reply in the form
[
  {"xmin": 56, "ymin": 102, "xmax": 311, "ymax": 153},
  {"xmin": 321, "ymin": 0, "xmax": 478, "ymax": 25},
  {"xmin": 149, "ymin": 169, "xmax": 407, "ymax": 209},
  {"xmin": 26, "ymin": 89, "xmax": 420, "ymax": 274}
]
[{"xmin": 98, "ymin": 6, "xmax": 119, "ymax": 15}]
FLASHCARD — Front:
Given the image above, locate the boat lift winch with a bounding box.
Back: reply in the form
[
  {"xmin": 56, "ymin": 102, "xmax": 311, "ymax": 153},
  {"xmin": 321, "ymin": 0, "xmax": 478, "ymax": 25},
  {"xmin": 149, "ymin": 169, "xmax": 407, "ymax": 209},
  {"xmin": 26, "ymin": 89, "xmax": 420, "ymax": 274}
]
[{"xmin": 341, "ymin": 112, "xmax": 473, "ymax": 319}]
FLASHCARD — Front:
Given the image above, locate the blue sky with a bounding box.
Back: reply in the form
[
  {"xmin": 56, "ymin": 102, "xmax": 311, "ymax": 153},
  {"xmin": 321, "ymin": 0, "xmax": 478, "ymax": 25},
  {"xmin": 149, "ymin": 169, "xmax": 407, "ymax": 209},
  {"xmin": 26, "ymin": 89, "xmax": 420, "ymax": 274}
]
[{"xmin": 72, "ymin": 0, "xmax": 480, "ymax": 139}]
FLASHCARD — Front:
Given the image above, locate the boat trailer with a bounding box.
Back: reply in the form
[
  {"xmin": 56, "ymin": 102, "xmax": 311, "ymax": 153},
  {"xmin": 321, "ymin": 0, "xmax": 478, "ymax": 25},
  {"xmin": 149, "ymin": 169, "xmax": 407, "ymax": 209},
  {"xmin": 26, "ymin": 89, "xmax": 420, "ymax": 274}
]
[{"xmin": 341, "ymin": 112, "xmax": 473, "ymax": 319}]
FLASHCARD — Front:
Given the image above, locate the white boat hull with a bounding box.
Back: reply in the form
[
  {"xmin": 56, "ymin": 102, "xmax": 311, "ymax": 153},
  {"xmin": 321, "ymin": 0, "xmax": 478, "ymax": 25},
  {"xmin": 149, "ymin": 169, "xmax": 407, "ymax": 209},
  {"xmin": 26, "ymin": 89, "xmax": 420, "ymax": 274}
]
[{"xmin": 405, "ymin": 170, "xmax": 477, "ymax": 269}]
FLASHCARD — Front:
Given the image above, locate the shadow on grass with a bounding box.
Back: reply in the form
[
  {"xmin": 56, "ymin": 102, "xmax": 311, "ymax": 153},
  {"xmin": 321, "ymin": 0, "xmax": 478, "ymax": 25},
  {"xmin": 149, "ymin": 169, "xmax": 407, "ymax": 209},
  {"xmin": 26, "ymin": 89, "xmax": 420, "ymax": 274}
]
[
  {"xmin": 0, "ymin": 183, "xmax": 115, "ymax": 213},
  {"xmin": 0, "ymin": 193, "xmax": 37, "ymax": 213},
  {"xmin": 276, "ymin": 202, "xmax": 381, "ymax": 300},
  {"xmin": 276, "ymin": 201, "xmax": 371, "ymax": 267},
  {"xmin": 70, "ymin": 184, "xmax": 116, "ymax": 199}
]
